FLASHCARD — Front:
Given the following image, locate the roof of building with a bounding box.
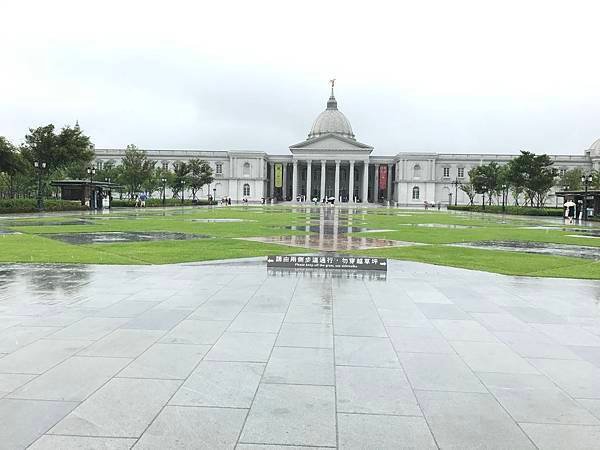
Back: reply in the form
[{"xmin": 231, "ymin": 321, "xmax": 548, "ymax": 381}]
[
  {"xmin": 307, "ymin": 87, "xmax": 355, "ymax": 141},
  {"xmin": 588, "ymin": 138, "xmax": 600, "ymax": 157}
]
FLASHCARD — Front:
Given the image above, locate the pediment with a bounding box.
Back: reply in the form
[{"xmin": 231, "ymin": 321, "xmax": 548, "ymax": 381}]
[{"xmin": 289, "ymin": 133, "xmax": 373, "ymax": 153}]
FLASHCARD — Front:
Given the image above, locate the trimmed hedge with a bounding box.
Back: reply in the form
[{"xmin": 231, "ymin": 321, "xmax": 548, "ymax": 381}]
[
  {"xmin": 0, "ymin": 199, "xmax": 87, "ymax": 214},
  {"xmin": 448, "ymin": 205, "xmax": 564, "ymax": 216},
  {"xmin": 110, "ymin": 198, "xmax": 211, "ymax": 208}
]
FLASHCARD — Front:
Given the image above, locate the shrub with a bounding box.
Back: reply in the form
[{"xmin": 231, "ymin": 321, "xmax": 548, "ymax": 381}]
[
  {"xmin": 0, "ymin": 199, "xmax": 86, "ymax": 213},
  {"xmin": 110, "ymin": 198, "xmax": 210, "ymax": 208},
  {"xmin": 448, "ymin": 205, "xmax": 564, "ymax": 216}
]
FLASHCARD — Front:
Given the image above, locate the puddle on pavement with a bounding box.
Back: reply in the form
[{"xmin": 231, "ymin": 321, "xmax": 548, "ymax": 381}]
[
  {"xmin": 242, "ymin": 235, "xmax": 417, "ymax": 251},
  {"xmin": 0, "ymin": 229, "xmax": 21, "ymax": 235},
  {"xmin": 46, "ymin": 232, "xmax": 212, "ymax": 244},
  {"xmin": 0, "ymin": 219, "xmax": 92, "ymax": 227},
  {"xmin": 191, "ymin": 218, "xmax": 251, "ymax": 223},
  {"xmin": 398, "ymin": 223, "xmax": 477, "ymax": 229},
  {"xmin": 452, "ymin": 240, "xmax": 600, "ymax": 260}
]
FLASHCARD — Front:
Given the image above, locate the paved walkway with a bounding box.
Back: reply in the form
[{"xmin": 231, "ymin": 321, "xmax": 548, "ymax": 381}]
[{"xmin": 1, "ymin": 260, "xmax": 600, "ymax": 449}]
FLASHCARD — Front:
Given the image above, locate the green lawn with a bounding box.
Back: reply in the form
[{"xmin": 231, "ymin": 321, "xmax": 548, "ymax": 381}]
[{"xmin": 1, "ymin": 205, "xmax": 599, "ymax": 279}]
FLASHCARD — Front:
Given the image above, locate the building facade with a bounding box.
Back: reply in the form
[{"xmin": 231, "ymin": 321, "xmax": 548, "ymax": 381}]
[{"xmin": 94, "ymin": 88, "xmax": 600, "ymax": 205}]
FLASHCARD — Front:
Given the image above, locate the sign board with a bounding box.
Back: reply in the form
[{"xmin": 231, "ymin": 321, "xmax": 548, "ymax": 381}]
[
  {"xmin": 378, "ymin": 165, "xmax": 388, "ymax": 190},
  {"xmin": 267, "ymin": 255, "xmax": 387, "ymax": 271},
  {"xmin": 274, "ymin": 163, "xmax": 283, "ymax": 188}
]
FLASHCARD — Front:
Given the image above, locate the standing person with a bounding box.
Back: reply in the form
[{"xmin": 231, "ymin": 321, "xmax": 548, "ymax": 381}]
[
  {"xmin": 228, "ymin": 197, "xmax": 232, "ymax": 206},
  {"xmin": 140, "ymin": 192, "xmax": 147, "ymax": 208},
  {"xmin": 437, "ymin": 202, "xmax": 441, "ymax": 211}
]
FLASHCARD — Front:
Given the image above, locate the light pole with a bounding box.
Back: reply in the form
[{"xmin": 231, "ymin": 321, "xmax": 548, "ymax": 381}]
[
  {"xmin": 482, "ymin": 185, "xmax": 487, "ymax": 210},
  {"xmin": 501, "ymin": 184, "xmax": 507, "ymax": 213},
  {"xmin": 86, "ymin": 166, "xmax": 96, "ymax": 209},
  {"xmin": 581, "ymin": 174, "xmax": 593, "ymax": 220},
  {"xmin": 452, "ymin": 179, "xmax": 460, "ymax": 206},
  {"xmin": 180, "ymin": 180, "xmax": 185, "ymax": 206},
  {"xmin": 161, "ymin": 178, "xmax": 167, "ymax": 207},
  {"xmin": 34, "ymin": 161, "xmax": 47, "ymax": 211},
  {"xmin": 213, "ymin": 188, "xmax": 216, "ymax": 205}
]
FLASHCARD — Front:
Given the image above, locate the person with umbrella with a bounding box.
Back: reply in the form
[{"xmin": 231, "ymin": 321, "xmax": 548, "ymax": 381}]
[{"xmin": 564, "ymin": 199, "xmax": 576, "ymax": 224}]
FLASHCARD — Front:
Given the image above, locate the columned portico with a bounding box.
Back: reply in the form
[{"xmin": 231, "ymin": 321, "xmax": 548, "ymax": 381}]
[
  {"xmin": 334, "ymin": 160, "xmax": 340, "ymax": 201},
  {"xmin": 372, "ymin": 164, "xmax": 379, "ymax": 203},
  {"xmin": 362, "ymin": 163, "xmax": 369, "ymax": 203},
  {"xmin": 306, "ymin": 160, "xmax": 312, "ymax": 200},
  {"xmin": 292, "ymin": 161, "xmax": 298, "ymax": 201},
  {"xmin": 348, "ymin": 161, "xmax": 355, "ymax": 202},
  {"xmin": 320, "ymin": 160, "xmax": 326, "ymax": 200}
]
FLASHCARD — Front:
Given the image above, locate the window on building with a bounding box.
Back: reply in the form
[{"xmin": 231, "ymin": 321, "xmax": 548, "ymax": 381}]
[
  {"xmin": 443, "ymin": 167, "xmax": 450, "ymax": 178},
  {"xmin": 162, "ymin": 161, "xmax": 169, "ymax": 171},
  {"xmin": 559, "ymin": 168, "xmax": 567, "ymax": 177},
  {"xmin": 243, "ymin": 183, "xmax": 250, "ymax": 196},
  {"xmin": 216, "ymin": 162, "xmax": 223, "ymax": 174},
  {"xmin": 243, "ymin": 162, "xmax": 251, "ymax": 177},
  {"xmin": 458, "ymin": 167, "xmax": 465, "ymax": 178},
  {"xmin": 96, "ymin": 161, "xmax": 103, "ymax": 170},
  {"xmin": 412, "ymin": 186, "xmax": 420, "ymax": 200},
  {"xmin": 413, "ymin": 164, "xmax": 422, "ymax": 178}
]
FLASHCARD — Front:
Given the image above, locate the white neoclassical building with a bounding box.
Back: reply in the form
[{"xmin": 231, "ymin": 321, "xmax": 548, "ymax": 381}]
[{"xmin": 94, "ymin": 87, "xmax": 600, "ymax": 205}]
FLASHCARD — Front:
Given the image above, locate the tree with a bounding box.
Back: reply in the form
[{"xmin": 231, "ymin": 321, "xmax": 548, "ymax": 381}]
[
  {"xmin": 559, "ymin": 168, "xmax": 583, "ymax": 191},
  {"xmin": 459, "ymin": 181, "xmax": 477, "ymax": 205},
  {"xmin": 21, "ymin": 123, "xmax": 94, "ymax": 172},
  {"xmin": 526, "ymin": 154, "xmax": 555, "ymax": 207},
  {"xmin": 170, "ymin": 162, "xmax": 189, "ymax": 198},
  {"xmin": 187, "ymin": 159, "xmax": 214, "ymax": 200},
  {"xmin": 118, "ymin": 145, "xmax": 156, "ymax": 198},
  {"xmin": 0, "ymin": 137, "xmax": 27, "ymax": 198}
]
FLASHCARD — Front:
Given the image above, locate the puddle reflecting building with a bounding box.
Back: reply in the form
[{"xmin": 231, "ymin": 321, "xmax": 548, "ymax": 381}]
[{"xmin": 94, "ymin": 86, "xmax": 600, "ymax": 206}]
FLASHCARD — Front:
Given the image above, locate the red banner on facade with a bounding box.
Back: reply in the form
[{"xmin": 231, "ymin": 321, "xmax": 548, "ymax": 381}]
[{"xmin": 378, "ymin": 165, "xmax": 388, "ymax": 190}]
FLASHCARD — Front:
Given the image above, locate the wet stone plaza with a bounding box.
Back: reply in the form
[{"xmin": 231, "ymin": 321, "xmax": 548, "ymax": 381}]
[{"xmin": 2, "ymin": 259, "xmax": 600, "ymax": 449}]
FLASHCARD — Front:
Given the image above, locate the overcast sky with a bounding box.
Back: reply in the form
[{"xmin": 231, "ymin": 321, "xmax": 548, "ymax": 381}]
[{"xmin": 1, "ymin": 0, "xmax": 599, "ymax": 155}]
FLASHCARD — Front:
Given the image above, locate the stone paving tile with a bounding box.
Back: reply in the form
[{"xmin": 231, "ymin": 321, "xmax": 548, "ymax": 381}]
[
  {"xmin": 159, "ymin": 319, "xmax": 230, "ymax": 345},
  {"xmin": 121, "ymin": 309, "xmax": 190, "ymax": 331},
  {"xmin": 134, "ymin": 405, "xmax": 247, "ymax": 449},
  {"xmin": 399, "ymin": 352, "xmax": 487, "ymax": 393},
  {"xmin": 0, "ymin": 326, "xmax": 58, "ymax": 353},
  {"xmin": 237, "ymin": 445, "xmax": 333, "ymax": 449},
  {"xmin": 432, "ymin": 319, "xmax": 499, "ymax": 342},
  {"xmin": 0, "ymin": 339, "xmax": 90, "ymax": 374},
  {"xmin": 494, "ymin": 330, "xmax": 581, "ymax": 359},
  {"xmin": 417, "ymin": 390, "xmax": 536, "ymax": 449},
  {"xmin": 376, "ymin": 305, "xmax": 431, "ymax": 328},
  {"xmin": 285, "ymin": 304, "xmax": 332, "ymax": 324},
  {"xmin": 119, "ymin": 343, "xmax": 209, "ymax": 379},
  {"xmin": 529, "ymin": 358, "xmax": 600, "ymax": 398},
  {"xmin": 275, "ymin": 322, "xmax": 333, "ymax": 348},
  {"xmin": 170, "ymin": 360, "xmax": 264, "ymax": 408},
  {"xmin": 8, "ymin": 356, "xmax": 131, "ymax": 402},
  {"xmin": 450, "ymin": 341, "xmax": 539, "ymax": 374},
  {"xmin": 335, "ymin": 336, "xmax": 400, "ymax": 368},
  {"xmin": 78, "ymin": 329, "xmax": 164, "ymax": 358},
  {"xmin": 188, "ymin": 302, "xmax": 245, "ymax": 321},
  {"xmin": 334, "ymin": 316, "xmax": 387, "ymax": 337},
  {"xmin": 0, "ymin": 398, "xmax": 77, "ymax": 449},
  {"xmin": 520, "ymin": 423, "xmax": 600, "ymax": 450},
  {"xmin": 240, "ymin": 383, "xmax": 336, "ymax": 447},
  {"xmin": 503, "ymin": 306, "xmax": 566, "ymax": 324},
  {"xmin": 229, "ymin": 312, "xmax": 285, "ymax": 333},
  {"xmin": 470, "ymin": 312, "xmax": 531, "ymax": 332},
  {"xmin": 0, "ymin": 373, "xmax": 36, "ymax": 395},
  {"xmin": 263, "ymin": 347, "xmax": 334, "ymax": 385},
  {"xmin": 49, "ymin": 317, "xmax": 130, "ymax": 340},
  {"xmin": 416, "ymin": 303, "xmax": 470, "ymax": 320},
  {"xmin": 205, "ymin": 332, "xmax": 276, "ymax": 362},
  {"xmin": 479, "ymin": 372, "xmax": 599, "ymax": 425},
  {"xmin": 49, "ymin": 378, "xmax": 180, "ymax": 437},
  {"xmin": 336, "ymin": 366, "xmax": 420, "ymax": 415},
  {"xmin": 387, "ymin": 326, "xmax": 455, "ymax": 354},
  {"xmin": 577, "ymin": 398, "xmax": 600, "ymax": 420},
  {"xmin": 567, "ymin": 345, "xmax": 600, "ymax": 367},
  {"xmin": 337, "ymin": 413, "xmax": 437, "ymax": 449},
  {"xmin": 95, "ymin": 301, "xmax": 160, "ymax": 318},
  {"xmin": 532, "ymin": 324, "xmax": 600, "ymax": 346},
  {"xmin": 29, "ymin": 435, "xmax": 136, "ymax": 449}
]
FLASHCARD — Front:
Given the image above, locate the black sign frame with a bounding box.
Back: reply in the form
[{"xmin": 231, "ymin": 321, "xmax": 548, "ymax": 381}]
[{"xmin": 266, "ymin": 255, "xmax": 387, "ymax": 271}]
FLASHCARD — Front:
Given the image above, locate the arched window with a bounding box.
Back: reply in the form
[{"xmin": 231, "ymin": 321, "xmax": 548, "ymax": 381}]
[
  {"xmin": 243, "ymin": 183, "xmax": 250, "ymax": 196},
  {"xmin": 243, "ymin": 162, "xmax": 251, "ymax": 177},
  {"xmin": 412, "ymin": 186, "xmax": 420, "ymax": 200},
  {"xmin": 413, "ymin": 164, "xmax": 422, "ymax": 178}
]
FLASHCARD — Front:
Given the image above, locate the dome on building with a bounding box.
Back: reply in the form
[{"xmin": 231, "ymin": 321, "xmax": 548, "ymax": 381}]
[
  {"xmin": 589, "ymin": 138, "xmax": 600, "ymax": 157},
  {"xmin": 308, "ymin": 88, "xmax": 355, "ymax": 140}
]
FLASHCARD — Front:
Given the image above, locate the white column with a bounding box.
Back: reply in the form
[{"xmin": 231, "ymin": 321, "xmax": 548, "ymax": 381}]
[
  {"xmin": 373, "ymin": 164, "xmax": 379, "ymax": 203},
  {"xmin": 362, "ymin": 162, "xmax": 369, "ymax": 203},
  {"xmin": 292, "ymin": 160, "xmax": 298, "ymax": 202},
  {"xmin": 334, "ymin": 160, "xmax": 340, "ymax": 202},
  {"xmin": 348, "ymin": 160, "xmax": 355, "ymax": 202},
  {"xmin": 282, "ymin": 163, "xmax": 287, "ymax": 200},
  {"xmin": 306, "ymin": 160, "xmax": 312, "ymax": 200},
  {"xmin": 387, "ymin": 163, "xmax": 393, "ymax": 202},
  {"xmin": 320, "ymin": 160, "xmax": 327, "ymax": 199},
  {"xmin": 270, "ymin": 163, "xmax": 275, "ymax": 198}
]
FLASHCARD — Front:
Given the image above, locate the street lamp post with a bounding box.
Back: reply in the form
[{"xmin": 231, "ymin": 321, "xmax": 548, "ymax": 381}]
[
  {"xmin": 180, "ymin": 180, "xmax": 185, "ymax": 206},
  {"xmin": 34, "ymin": 161, "xmax": 47, "ymax": 211},
  {"xmin": 86, "ymin": 166, "xmax": 96, "ymax": 209},
  {"xmin": 501, "ymin": 184, "xmax": 507, "ymax": 213},
  {"xmin": 581, "ymin": 174, "xmax": 594, "ymax": 220},
  {"xmin": 452, "ymin": 179, "xmax": 460, "ymax": 206},
  {"xmin": 161, "ymin": 178, "xmax": 167, "ymax": 207},
  {"xmin": 213, "ymin": 188, "xmax": 216, "ymax": 206},
  {"xmin": 482, "ymin": 185, "xmax": 487, "ymax": 210}
]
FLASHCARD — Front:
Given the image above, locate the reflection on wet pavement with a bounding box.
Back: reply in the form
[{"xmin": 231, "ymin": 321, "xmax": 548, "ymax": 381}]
[
  {"xmin": 46, "ymin": 232, "xmax": 212, "ymax": 244},
  {"xmin": 453, "ymin": 240, "xmax": 600, "ymax": 260},
  {"xmin": 243, "ymin": 235, "xmax": 414, "ymax": 251},
  {"xmin": 191, "ymin": 218, "xmax": 251, "ymax": 223},
  {"xmin": 398, "ymin": 223, "xmax": 476, "ymax": 229}
]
